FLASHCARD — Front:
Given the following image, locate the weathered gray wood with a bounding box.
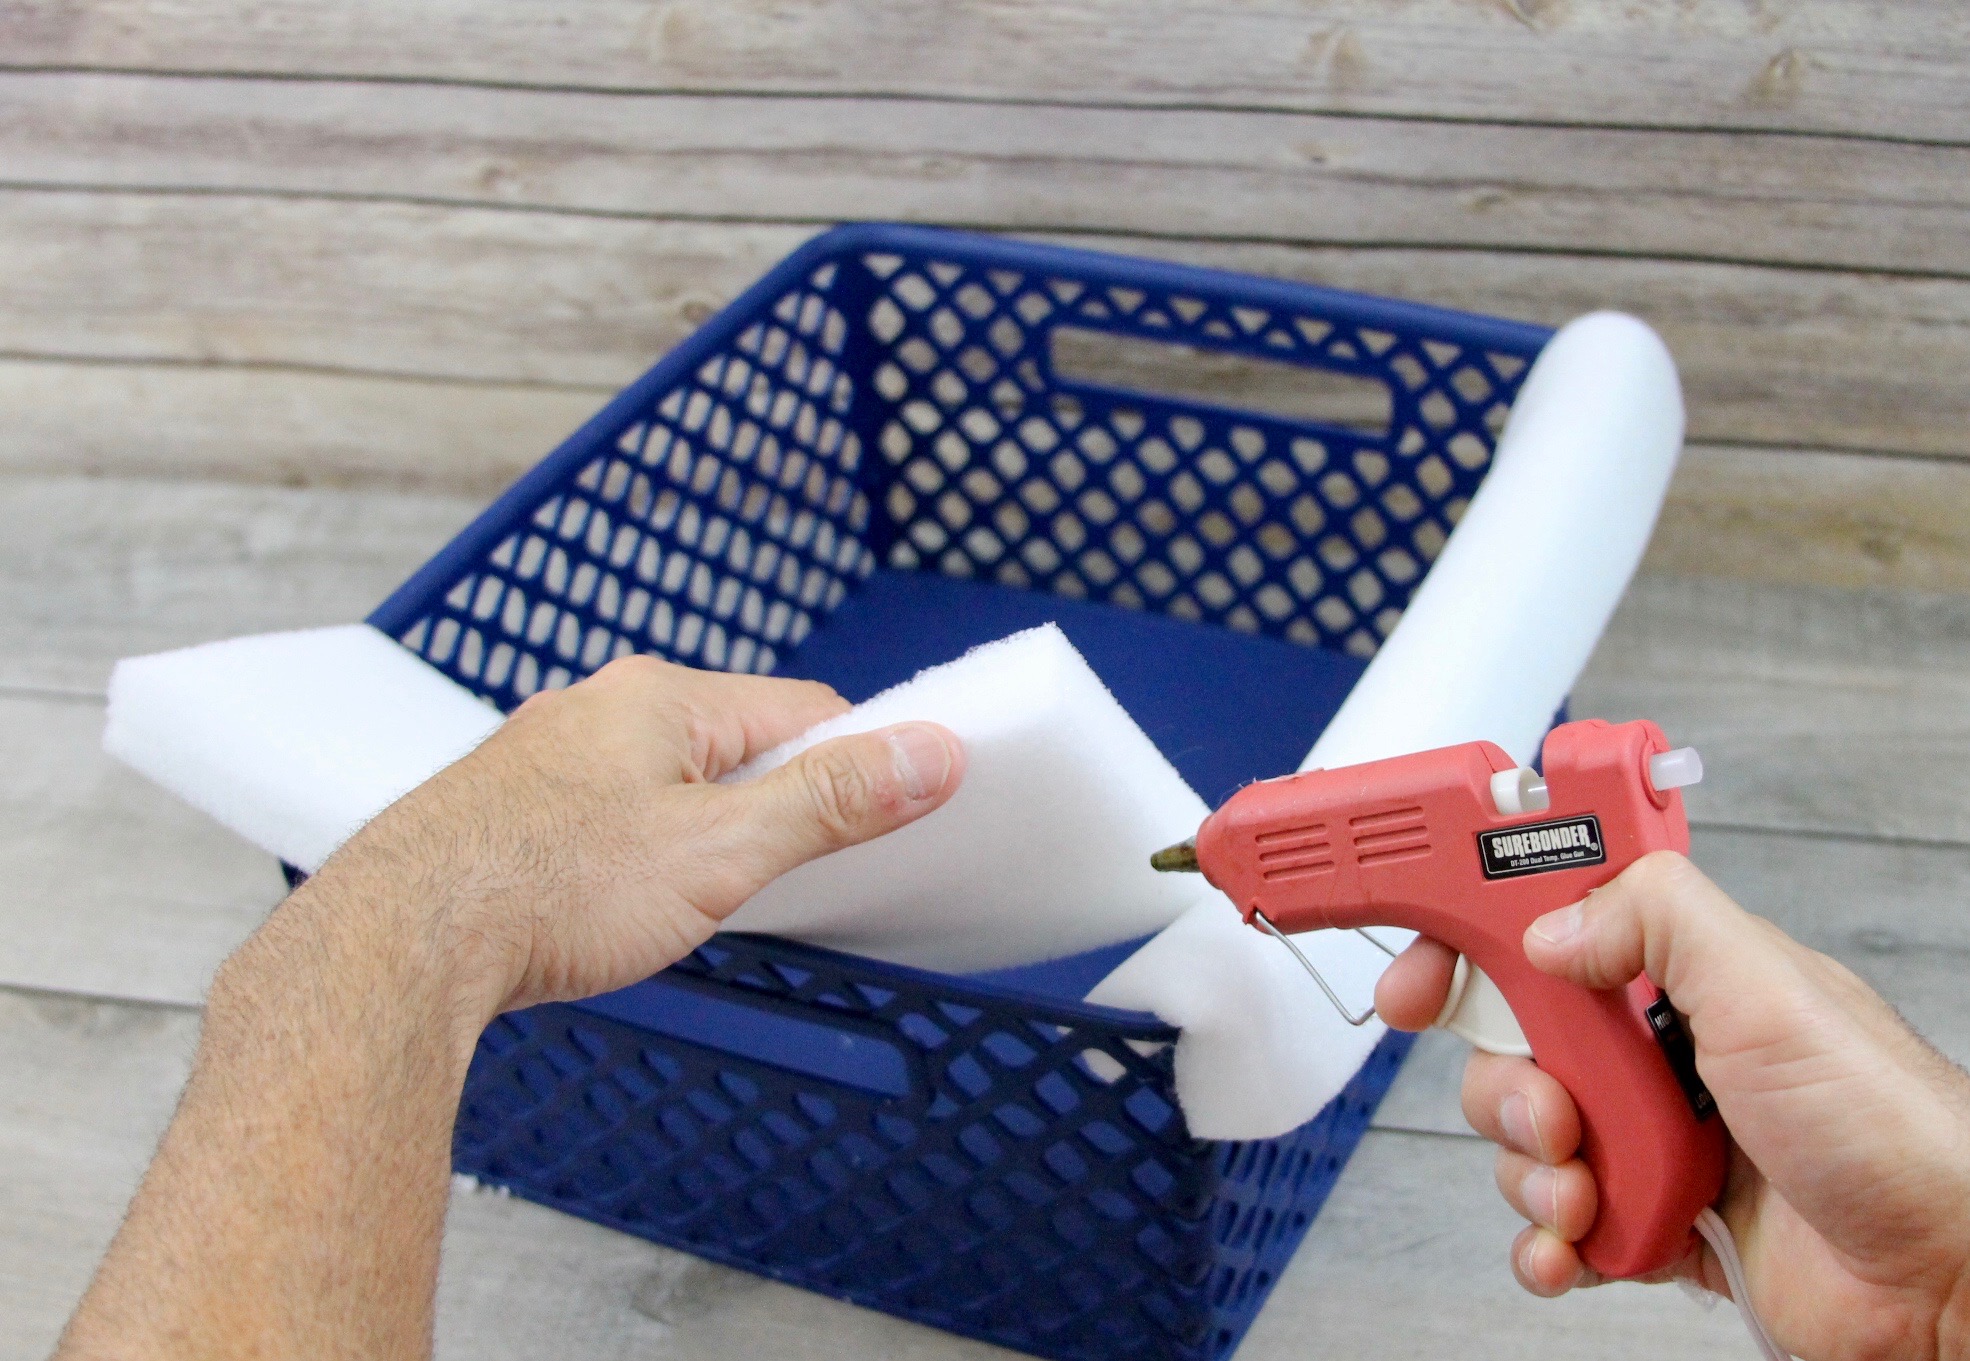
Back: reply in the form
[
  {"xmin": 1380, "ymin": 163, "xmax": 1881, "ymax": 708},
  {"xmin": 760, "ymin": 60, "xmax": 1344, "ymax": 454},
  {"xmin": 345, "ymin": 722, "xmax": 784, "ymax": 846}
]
[
  {"xmin": 5, "ymin": 195, "xmax": 1970, "ymax": 459},
  {"xmin": 0, "ymin": 356, "xmax": 606, "ymax": 495},
  {"xmin": 0, "ymin": 474, "xmax": 481, "ymax": 694},
  {"xmin": 0, "ymin": 986, "xmax": 1751, "ymax": 1361},
  {"xmin": 0, "ymin": 989, "xmax": 200, "ymax": 1356},
  {"xmin": 3, "ymin": 0, "xmax": 1966, "ymax": 142},
  {"xmin": 1650, "ymin": 445, "xmax": 1970, "ymax": 596},
  {"xmin": 1258, "ymin": 1128, "xmax": 1750, "ymax": 1359},
  {"xmin": 10, "ymin": 71, "xmax": 1970, "ymax": 278},
  {"xmin": 1368, "ymin": 1028, "xmax": 1474, "ymax": 1140},
  {"xmin": 1577, "ymin": 575, "xmax": 1970, "ymax": 845},
  {"xmin": 0, "ymin": 692, "xmax": 284, "ymax": 1006},
  {"xmin": 0, "ymin": 193, "xmax": 798, "ymax": 392}
]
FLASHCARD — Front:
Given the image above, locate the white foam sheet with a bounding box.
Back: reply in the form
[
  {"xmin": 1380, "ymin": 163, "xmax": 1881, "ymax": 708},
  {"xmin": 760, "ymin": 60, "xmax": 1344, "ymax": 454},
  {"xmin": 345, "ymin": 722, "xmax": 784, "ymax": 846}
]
[
  {"xmin": 103, "ymin": 617, "xmax": 1203, "ymax": 975},
  {"xmin": 1090, "ymin": 904, "xmax": 1396, "ymax": 1140},
  {"xmin": 103, "ymin": 624, "xmax": 504, "ymax": 873},
  {"xmin": 1090, "ymin": 313, "xmax": 1685, "ymax": 1140},
  {"xmin": 723, "ymin": 624, "xmax": 1209, "ymax": 972}
]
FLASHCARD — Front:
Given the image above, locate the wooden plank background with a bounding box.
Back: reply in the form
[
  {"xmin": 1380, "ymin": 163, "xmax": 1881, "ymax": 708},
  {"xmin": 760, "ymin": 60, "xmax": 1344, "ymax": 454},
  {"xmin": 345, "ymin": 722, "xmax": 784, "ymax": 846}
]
[{"xmin": 2, "ymin": 3, "xmax": 1966, "ymax": 1357}]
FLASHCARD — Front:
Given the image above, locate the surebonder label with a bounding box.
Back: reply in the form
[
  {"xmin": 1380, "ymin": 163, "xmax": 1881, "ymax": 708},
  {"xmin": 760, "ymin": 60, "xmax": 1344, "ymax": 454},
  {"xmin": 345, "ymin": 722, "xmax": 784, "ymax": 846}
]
[{"xmin": 1478, "ymin": 815, "xmax": 1606, "ymax": 880}]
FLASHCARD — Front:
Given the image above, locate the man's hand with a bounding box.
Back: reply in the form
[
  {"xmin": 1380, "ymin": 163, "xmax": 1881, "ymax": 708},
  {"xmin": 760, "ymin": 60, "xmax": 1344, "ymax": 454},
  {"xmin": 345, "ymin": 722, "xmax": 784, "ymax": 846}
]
[
  {"xmin": 56, "ymin": 657, "xmax": 963, "ymax": 1360},
  {"xmin": 1376, "ymin": 851, "xmax": 1970, "ymax": 1361},
  {"xmin": 337, "ymin": 654, "xmax": 965, "ymax": 1034}
]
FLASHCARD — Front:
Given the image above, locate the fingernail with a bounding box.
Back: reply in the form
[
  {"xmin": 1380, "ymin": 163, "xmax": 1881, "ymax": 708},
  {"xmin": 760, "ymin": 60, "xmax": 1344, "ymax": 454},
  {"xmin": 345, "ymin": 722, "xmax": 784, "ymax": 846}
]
[
  {"xmin": 1515, "ymin": 1232, "xmax": 1539, "ymax": 1282},
  {"xmin": 1500, "ymin": 1091, "xmax": 1543, "ymax": 1158},
  {"xmin": 1528, "ymin": 901, "xmax": 1584, "ymax": 945},
  {"xmin": 1521, "ymin": 1165, "xmax": 1558, "ymax": 1230},
  {"xmin": 887, "ymin": 724, "xmax": 953, "ymax": 802}
]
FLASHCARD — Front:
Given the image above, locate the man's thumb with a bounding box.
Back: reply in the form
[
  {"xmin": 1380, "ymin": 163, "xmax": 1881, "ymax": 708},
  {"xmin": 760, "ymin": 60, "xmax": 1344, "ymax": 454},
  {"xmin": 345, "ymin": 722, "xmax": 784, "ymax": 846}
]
[
  {"xmin": 707, "ymin": 721, "xmax": 964, "ymax": 899},
  {"xmin": 1521, "ymin": 849, "xmax": 1780, "ymax": 1021}
]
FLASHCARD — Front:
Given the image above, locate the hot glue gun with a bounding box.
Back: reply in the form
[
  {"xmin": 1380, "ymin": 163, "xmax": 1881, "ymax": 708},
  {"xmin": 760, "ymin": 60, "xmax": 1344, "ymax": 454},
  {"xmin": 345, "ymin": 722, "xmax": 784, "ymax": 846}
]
[{"xmin": 1152, "ymin": 717, "xmax": 1727, "ymax": 1281}]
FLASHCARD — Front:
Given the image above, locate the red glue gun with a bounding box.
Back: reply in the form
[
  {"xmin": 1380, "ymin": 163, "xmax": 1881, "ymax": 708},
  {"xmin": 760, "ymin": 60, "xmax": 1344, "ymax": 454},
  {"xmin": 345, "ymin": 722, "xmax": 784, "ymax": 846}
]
[{"xmin": 1166, "ymin": 718, "xmax": 1727, "ymax": 1279}]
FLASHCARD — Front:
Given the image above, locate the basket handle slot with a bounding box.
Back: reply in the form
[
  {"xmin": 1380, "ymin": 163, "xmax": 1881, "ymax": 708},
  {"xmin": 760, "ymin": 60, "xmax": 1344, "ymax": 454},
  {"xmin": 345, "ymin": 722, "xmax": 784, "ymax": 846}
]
[
  {"xmin": 574, "ymin": 975, "xmax": 916, "ymax": 1099},
  {"xmin": 1049, "ymin": 325, "xmax": 1393, "ymax": 436}
]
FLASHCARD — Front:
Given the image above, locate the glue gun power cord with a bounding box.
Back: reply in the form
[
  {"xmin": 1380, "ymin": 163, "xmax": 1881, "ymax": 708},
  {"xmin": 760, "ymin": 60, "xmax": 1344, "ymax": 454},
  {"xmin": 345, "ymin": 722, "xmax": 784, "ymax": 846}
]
[{"xmin": 1695, "ymin": 1208, "xmax": 1789, "ymax": 1360}]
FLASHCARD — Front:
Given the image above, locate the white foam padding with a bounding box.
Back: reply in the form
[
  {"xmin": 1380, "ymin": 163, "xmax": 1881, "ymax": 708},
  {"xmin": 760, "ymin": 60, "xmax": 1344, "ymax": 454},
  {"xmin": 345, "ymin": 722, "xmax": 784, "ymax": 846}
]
[
  {"xmin": 722, "ymin": 624, "xmax": 1211, "ymax": 972},
  {"xmin": 103, "ymin": 624, "xmax": 504, "ymax": 873},
  {"xmin": 1090, "ymin": 313, "xmax": 1686, "ymax": 1140}
]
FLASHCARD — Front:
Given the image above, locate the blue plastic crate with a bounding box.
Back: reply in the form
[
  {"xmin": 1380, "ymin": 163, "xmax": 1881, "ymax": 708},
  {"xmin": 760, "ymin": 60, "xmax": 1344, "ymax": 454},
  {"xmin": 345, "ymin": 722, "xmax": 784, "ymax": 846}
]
[{"xmin": 367, "ymin": 224, "xmax": 1552, "ymax": 1361}]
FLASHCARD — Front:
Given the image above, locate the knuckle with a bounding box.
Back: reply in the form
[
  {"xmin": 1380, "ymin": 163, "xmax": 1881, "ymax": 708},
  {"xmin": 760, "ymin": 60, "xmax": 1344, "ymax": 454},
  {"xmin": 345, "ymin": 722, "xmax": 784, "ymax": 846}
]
[
  {"xmin": 593, "ymin": 653, "xmax": 675, "ymax": 691},
  {"xmin": 1460, "ymin": 1053, "xmax": 1504, "ymax": 1126},
  {"xmin": 506, "ymin": 688, "xmax": 567, "ymax": 726},
  {"xmin": 1625, "ymin": 848, "xmax": 1694, "ymax": 899},
  {"xmin": 790, "ymin": 677, "xmax": 845, "ymax": 708},
  {"xmin": 798, "ymin": 747, "xmax": 880, "ymax": 842}
]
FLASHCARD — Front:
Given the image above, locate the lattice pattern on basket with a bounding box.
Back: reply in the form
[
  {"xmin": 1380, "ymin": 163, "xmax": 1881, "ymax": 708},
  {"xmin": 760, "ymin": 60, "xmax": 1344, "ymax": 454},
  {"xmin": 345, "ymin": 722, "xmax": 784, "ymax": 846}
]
[
  {"xmin": 456, "ymin": 933, "xmax": 1411, "ymax": 1361},
  {"xmin": 395, "ymin": 261, "xmax": 876, "ymax": 710},
  {"xmin": 857, "ymin": 250, "xmax": 1532, "ymax": 657},
  {"xmin": 384, "ymin": 236, "xmax": 1540, "ymax": 706}
]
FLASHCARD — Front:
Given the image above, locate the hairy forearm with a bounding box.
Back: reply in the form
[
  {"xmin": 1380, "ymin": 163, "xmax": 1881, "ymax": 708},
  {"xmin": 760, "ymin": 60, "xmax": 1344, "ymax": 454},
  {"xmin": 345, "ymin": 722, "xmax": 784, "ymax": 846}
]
[{"xmin": 56, "ymin": 876, "xmax": 487, "ymax": 1360}]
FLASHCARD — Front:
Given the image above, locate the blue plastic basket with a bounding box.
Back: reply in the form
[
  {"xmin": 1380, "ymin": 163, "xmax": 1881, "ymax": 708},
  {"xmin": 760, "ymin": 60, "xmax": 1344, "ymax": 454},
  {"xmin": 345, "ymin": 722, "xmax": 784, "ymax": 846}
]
[{"xmin": 367, "ymin": 225, "xmax": 1552, "ymax": 1361}]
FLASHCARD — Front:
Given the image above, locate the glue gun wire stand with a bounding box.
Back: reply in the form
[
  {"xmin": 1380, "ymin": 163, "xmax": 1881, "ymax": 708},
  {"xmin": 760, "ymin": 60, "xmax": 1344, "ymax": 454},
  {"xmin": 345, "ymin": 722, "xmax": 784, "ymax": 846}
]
[
  {"xmin": 1151, "ymin": 843, "xmax": 1397, "ymax": 1026},
  {"xmin": 1253, "ymin": 911, "xmax": 1381, "ymax": 1026}
]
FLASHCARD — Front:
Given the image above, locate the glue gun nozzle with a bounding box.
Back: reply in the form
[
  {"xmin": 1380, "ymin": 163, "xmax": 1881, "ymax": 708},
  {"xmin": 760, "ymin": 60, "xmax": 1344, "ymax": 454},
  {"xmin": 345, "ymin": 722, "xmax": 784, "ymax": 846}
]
[{"xmin": 1150, "ymin": 840, "xmax": 1200, "ymax": 873}]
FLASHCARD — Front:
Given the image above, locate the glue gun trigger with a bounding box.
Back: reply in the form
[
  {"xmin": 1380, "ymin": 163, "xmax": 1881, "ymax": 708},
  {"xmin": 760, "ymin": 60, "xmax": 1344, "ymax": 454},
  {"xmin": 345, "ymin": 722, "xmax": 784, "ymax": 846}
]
[{"xmin": 1435, "ymin": 959, "xmax": 1533, "ymax": 1058}]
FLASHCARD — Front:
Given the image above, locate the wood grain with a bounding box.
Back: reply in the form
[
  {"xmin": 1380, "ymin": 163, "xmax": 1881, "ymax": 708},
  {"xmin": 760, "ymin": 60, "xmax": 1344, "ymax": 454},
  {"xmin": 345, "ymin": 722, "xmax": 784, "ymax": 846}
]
[
  {"xmin": 0, "ymin": 985, "xmax": 1755, "ymax": 1361},
  {"xmin": 5, "ymin": 194, "xmax": 1970, "ymax": 460},
  {"xmin": 4, "ymin": 0, "xmax": 1967, "ymax": 142},
  {"xmin": 0, "ymin": 989, "xmax": 200, "ymax": 1355},
  {"xmin": 0, "ymin": 4, "xmax": 1958, "ymax": 1352},
  {"xmin": 0, "ymin": 356, "xmax": 606, "ymax": 494},
  {"xmin": 9, "ymin": 71, "xmax": 1970, "ymax": 277},
  {"xmin": 0, "ymin": 474, "xmax": 479, "ymax": 695},
  {"xmin": 0, "ymin": 692, "xmax": 285, "ymax": 1006},
  {"xmin": 1577, "ymin": 574, "xmax": 1970, "ymax": 845},
  {"xmin": 1650, "ymin": 445, "xmax": 1970, "ymax": 596}
]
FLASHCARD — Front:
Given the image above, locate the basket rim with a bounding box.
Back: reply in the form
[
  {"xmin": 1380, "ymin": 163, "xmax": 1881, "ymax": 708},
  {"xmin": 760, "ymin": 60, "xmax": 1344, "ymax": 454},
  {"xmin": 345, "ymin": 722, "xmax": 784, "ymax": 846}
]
[
  {"xmin": 571, "ymin": 928, "xmax": 1181, "ymax": 1042},
  {"xmin": 369, "ymin": 221, "xmax": 1553, "ymax": 639}
]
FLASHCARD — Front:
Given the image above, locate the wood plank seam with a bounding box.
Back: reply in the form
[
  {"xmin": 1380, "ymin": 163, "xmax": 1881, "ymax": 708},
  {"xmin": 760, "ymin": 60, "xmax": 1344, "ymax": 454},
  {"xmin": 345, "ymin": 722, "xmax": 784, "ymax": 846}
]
[
  {"xmin": 2, "ymin": 63, "xmax": 1967, "ymax": 152},
  {"xmin": 0, "ymin": 978, "xmax": 201, "ymax": 1017},
  {"xmin": 1675, "ymin": 819, "xmax": 1970, "ymax": 857},
  {"xmin": 10, "ymin": 177, "xmax": 1963, "ymax": 285},
  {"xmin": 7, "ymin": 195, "xmax": 1968, "ymax": 457},
  {"xmin": 0, "ymin": 347, "xmax": 620, "ymax": 395},
  {"xmin": 10, "ymin": 71, "xmax": 1970, "ymax": 281}
]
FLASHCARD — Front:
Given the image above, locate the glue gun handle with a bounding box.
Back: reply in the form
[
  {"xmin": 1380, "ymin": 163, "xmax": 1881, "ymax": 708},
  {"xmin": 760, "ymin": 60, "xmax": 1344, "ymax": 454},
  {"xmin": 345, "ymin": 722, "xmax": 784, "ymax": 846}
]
[{"xmin": 1446, "ymin": 942, "xmax": 1728, "ymax": 1280}]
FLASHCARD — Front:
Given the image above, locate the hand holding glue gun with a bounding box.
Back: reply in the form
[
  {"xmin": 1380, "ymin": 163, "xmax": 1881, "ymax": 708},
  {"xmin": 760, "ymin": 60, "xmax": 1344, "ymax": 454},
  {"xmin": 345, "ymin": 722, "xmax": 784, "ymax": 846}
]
[{"xmin": 1158, "ymin": 719, "xmax": 1970, "ymax": 1360}]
